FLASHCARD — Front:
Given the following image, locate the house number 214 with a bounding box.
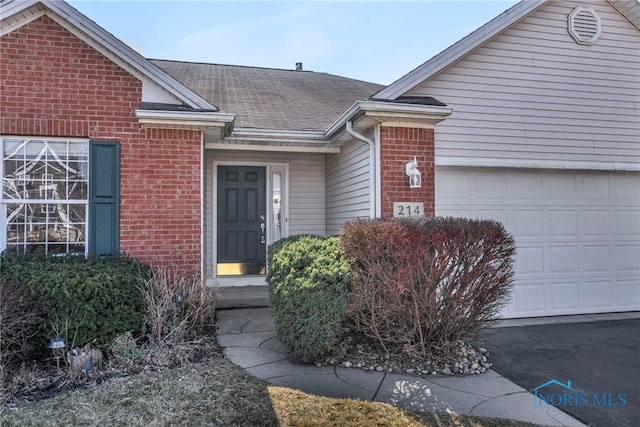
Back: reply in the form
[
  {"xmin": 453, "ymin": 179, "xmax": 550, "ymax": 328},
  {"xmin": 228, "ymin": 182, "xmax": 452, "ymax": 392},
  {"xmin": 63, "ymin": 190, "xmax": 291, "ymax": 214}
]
[{"xmin": 393, "ymin": 202, "xmax": 424, "ymax": 218}]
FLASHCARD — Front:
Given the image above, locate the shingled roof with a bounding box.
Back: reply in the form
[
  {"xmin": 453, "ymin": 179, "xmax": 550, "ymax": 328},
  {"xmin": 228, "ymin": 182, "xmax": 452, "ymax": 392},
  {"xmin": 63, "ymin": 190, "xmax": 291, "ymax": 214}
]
[{"xmin": 151, "ymin": 60, "xmax": 384, "ymax": 133}]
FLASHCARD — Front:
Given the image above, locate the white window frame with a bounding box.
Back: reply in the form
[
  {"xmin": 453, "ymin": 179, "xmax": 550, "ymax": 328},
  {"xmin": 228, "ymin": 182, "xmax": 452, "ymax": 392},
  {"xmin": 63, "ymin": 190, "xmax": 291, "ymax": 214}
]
[{"xmin": 0, "ymin": 136, "xmax": 90, "ymax": 255}]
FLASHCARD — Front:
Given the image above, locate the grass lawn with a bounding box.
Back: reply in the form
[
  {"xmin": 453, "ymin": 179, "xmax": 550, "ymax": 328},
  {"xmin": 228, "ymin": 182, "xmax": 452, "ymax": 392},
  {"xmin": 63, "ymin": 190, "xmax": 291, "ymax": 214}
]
[{"xmin": 1, "ymin": 357, "xmax": 547, "ymax": 427}]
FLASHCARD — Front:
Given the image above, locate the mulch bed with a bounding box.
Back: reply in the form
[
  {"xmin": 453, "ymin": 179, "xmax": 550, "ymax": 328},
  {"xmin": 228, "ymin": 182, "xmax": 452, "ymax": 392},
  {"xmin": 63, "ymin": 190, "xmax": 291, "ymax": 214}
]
[{"xmin": 1, "ymin": 323, "xmax": 223, "ymax": 407}]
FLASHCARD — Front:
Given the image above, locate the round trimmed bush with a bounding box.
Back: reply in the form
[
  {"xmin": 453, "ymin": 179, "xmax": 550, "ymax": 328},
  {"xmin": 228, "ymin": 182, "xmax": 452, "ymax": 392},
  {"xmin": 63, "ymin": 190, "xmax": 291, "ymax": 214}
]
[{"xmin": 267, "ymin": 235, "xmax": 350, "ymax": 363}]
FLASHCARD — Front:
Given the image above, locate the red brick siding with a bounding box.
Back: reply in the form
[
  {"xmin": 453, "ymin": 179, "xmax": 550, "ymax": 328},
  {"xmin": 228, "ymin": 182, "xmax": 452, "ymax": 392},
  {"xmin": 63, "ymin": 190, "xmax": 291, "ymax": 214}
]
[
  {"xmin": 0, "ymin": 16, "xmax": 202, "ymax": 271},
  {"xmin": 379, "ymin": 127, "xmax": 435, "ymax": 218}
]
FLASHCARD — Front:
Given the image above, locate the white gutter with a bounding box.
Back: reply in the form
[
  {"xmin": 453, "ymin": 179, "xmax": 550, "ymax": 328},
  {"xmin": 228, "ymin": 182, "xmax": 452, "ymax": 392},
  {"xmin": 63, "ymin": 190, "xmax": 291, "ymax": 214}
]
[
  {"xmin": 228, "ymin": 128, "xmax": 327, "ymax": 144},
  {"xmin": 205, "ymin": 142, "xmax": 340, "ymax": 154},
  {"xmin": 326, "ymin": 100, "xmax": 452, "ymax": 138},
  {"xmin": 135, "ymin": 109, "xmax": 235, "ymax": 131},
  {"xmin": 374, "ymin": 123, "xmax": 382, "ymax": 217},
  {"xmin": 346, "ymin": 121, "xmax": 376, "ymax": 219}
]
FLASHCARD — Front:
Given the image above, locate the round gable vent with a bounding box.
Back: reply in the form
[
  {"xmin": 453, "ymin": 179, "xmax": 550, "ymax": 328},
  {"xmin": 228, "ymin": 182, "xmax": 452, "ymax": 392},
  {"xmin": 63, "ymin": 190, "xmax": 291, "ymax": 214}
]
[{"xmin": 568, "ymin": 6, "xmax": 601, "ymax": 45}]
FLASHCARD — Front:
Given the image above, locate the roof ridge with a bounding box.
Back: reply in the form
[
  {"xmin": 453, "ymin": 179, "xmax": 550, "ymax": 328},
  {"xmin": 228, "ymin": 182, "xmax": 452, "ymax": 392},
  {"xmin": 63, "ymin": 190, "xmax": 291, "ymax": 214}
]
[
  {"xmin": 150, "ymin": 58, "xmax": 384, "ymax": 86},
  {"xmin": 149, "ymin": 58, "xmax": 316, "ymax": 74}
]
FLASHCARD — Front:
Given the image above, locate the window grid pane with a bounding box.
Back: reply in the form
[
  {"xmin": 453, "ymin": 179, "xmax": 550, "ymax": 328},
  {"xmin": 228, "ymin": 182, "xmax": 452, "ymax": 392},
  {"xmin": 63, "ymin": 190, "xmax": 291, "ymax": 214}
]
[{"xmin": 2, "ymin": 139, "xmax": 88, "ymax": 254}]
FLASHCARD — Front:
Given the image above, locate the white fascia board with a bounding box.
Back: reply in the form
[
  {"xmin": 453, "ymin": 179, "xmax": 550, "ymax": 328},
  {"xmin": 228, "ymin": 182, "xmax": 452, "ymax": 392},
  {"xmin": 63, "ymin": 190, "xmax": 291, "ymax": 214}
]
[
  {"xmin": 0, "ymin": 0, "xmax": 40, "ymax": 18},
  {"xmin": 1, "ymin": 0, "xmax": 216, "ymax": 111},
  {"xmin": 374, "ymin": 0, "xmax": 546, "ymax": 100},
  {"xmin": 228, "ymin": 128, "xmax": 327, "ymax": 144},
  {"xmin": 325, "ymin": 100, "xmax": 452, "ymax": 138},
  {"xmin": 205, "ymin": 142, "xmax": 340, "ymax": 154},
  {"xmin": 136, "ymin": 110, "xmax": 235, "ymax": 130},
  {"xmin": 0, "ymin": 1, "xmax": 44, "ymax": 35},
  {"xmin": 608, "ymin": 0, "xmax": 640, "ymax": 31},
  {"xmin": 435, "ymin": 156, "xmax": 640, "ymax": 172}
]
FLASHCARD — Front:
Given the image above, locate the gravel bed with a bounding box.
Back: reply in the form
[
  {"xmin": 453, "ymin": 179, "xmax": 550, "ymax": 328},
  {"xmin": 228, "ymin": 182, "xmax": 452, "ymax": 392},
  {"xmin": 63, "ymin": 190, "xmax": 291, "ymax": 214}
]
[{"xmin": 317, "ymin": 331, "xmax": 492, "ymax": 377}]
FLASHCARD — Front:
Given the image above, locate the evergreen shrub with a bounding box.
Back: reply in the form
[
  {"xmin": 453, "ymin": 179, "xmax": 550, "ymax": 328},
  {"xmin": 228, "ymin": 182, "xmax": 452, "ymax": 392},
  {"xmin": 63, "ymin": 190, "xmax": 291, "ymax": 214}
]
[
  {"xmin": 0, "ymin": 253, "xmax": 148, "ymax": 348},
  {"xmin": 267, "ymin": 235, "xmax": 350, "ymax": 363}
]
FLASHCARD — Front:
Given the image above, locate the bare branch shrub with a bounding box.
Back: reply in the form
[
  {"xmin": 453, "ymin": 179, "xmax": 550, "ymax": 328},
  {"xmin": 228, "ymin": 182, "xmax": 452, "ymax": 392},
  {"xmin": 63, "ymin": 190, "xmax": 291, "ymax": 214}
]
[
  {"xmin": 140, "ymin": 267, "xmax": 216, "ymax": 347},
  {"xmin": 341, "ymin": 217, "xmax": 516, "ymax": 360},
  {"xmin": 0, "ymin": 278, "xmax": 45, "ymax": 379}
]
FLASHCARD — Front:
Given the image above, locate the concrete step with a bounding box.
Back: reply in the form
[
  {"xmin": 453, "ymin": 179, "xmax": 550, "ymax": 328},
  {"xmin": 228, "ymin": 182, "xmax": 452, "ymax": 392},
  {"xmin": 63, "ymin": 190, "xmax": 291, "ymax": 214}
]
[{"xmin": 216, "ymin": 284, "xmax": 270, "ymax": 309}]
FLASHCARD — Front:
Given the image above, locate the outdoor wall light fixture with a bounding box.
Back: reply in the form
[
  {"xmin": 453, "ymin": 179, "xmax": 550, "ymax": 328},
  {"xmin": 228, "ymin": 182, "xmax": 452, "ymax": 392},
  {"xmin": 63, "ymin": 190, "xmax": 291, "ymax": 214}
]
[{"xmin": 406, "ymin": 156, "xmax": 421, "ymax": 188}]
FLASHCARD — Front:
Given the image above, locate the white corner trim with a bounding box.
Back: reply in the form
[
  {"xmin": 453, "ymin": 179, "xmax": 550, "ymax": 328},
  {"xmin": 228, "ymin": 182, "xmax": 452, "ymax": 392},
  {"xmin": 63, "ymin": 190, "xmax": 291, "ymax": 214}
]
[{"xmin": 435, "ymin": 156, "xmax": 640, "ymax": 172}]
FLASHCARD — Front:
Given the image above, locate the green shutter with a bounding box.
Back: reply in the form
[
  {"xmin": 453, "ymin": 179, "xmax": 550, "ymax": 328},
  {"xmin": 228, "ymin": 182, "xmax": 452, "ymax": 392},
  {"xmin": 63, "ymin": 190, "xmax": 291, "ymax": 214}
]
[{"xmin": 89, "ymin": 141, "xmax": 120, "ymax": 256}]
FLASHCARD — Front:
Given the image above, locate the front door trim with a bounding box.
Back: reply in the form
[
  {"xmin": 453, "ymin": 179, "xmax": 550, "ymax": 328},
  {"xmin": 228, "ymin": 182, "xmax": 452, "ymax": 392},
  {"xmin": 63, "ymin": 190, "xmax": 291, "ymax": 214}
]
[{"xmin": 213, "ymin": 161, "xmax": 289, "ymax": 278}]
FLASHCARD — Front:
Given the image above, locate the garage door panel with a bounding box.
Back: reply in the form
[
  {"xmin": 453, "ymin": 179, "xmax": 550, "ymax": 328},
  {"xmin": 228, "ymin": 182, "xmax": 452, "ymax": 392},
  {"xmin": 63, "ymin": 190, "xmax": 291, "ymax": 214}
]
[
  {"xmin": 436, "ymin": 167, "xmax": 640, "ymax": 318},
  {"xmin": 615, "ymin": 176, "xmax": 640, "ymax": 200},
  {"xmin": 583, "ymin": 210, "xmax": 611, "ymax": 236},
  {"xmin": 548, "ymin": 282, "xmax": 580, "ymax": 312},
  {"xmin": 514, "ymin": 246, "xmax": 545, "ymax": 275},
  {"xmin": 513, "ymin": 210, "xmax": 544, "ymax": 237},
  {"xmin": 584, "ymin": 176, "xmax": 610, "ymax": 200},
  {"xmin": 513, "ymin": 282, "xmax": 545, "ymax": 313},
  {"xmin": 615, "ymin": 245, "xmax": 640, "ymax": 272},
  {"xmin": 583, "ymin": 246, "xmax": 612, "ymax": 272},
  {"xmin": 546, "ymin": 174, "xmax": 577, "ymax": 201},
  {"xmin": 478, "ymin": 174, "xmax": 507, "ymax": 199},
  {"xmin": 614, "ymin": 211, "xmax": 640, "ymax": 236},
  {"xmin": 438, "ymin": 171, "xmax": 470, "ymax": 200},
  {"xmin": 475, "ymin": 209, "xmax": 508, "ymax": 224},
  {"xmin": 548, "ymin": 246, "xmax": 579, "ymax": 274},
  {"xmin": 438, "ymin": 208, "xmax": 472, "ymax": 217},
  {"xmin": 615, "ymin": 280, "xmax": 640, "ymax": 307},
  {"xmin": 549, "ymin": 210, "xmax": 578, "ymax": 237},
  {"xmin": 583, "ymin": 281, "xmax": 614, "ymax": 309},
  {"xmin": 513, "ymin": 174, "xmax": 542, "ymax": 200}
]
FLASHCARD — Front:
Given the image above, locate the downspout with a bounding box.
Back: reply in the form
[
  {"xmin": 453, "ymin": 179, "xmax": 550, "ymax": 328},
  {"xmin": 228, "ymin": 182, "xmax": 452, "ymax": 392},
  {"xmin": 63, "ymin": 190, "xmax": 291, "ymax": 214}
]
[
  {"xmin": 200, "ymin": 132, "xmax": 206, "ymax": 283},
  {"xmin": 346, "ymin": 121, "xmax": 376, "ymax": 218},
  {"xmin": 374, "ymin": 123, "xmax": 381, "ymax": 217}
]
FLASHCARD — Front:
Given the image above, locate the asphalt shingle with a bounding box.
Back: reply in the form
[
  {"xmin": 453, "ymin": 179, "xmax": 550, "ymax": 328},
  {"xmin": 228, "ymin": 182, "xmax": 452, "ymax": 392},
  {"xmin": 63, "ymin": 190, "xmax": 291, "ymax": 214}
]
[{"xmin": 151, "ymin": 59, "xmax": 384, "ymax": 132}]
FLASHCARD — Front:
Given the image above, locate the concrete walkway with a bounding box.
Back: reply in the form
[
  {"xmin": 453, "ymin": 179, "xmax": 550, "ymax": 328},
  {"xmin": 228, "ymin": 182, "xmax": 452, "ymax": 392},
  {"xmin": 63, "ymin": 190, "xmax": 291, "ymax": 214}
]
[{"xmin": 216, "ymin": 307, "xmax": 585, "ymax": 426}]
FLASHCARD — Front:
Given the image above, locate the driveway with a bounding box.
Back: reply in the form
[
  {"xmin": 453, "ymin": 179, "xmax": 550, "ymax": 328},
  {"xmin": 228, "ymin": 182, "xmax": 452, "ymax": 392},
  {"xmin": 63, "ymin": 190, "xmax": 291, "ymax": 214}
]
[{"xmin": 477, "ymin": 317, "xmax": 640, "ymax": 427}]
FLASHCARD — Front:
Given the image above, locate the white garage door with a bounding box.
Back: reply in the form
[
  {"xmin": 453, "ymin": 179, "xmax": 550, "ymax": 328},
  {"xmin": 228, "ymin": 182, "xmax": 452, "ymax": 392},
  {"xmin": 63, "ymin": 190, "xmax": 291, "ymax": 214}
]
[{"xmin": 435, "ymin": 167, "xmax": 640, "ymax": 318}]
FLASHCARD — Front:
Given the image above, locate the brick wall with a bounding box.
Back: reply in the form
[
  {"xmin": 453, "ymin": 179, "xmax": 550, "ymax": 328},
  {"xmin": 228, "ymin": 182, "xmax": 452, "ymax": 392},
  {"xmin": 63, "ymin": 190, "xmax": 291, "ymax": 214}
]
[
  {"xmin": 379, "ymin": 126, "xmax": 435, "ymax": 218},
  {"xmin": 0, "ymin": 16, "xmax": 202, "ymax": 271}
]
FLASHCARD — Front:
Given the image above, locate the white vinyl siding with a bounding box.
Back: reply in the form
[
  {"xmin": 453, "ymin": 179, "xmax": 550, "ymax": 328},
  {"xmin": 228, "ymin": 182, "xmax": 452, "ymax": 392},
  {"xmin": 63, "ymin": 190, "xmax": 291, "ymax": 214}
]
[
  {"xmin": 204, "ymin": 150, "xmax": 326, "ymax": 276},
  {"xmin": 436, "ymin": 167, "xmax": 640, "ymax": 318},
  {"xmin": 408, "ymin": 0, "xmax": 640, "ymax": 167},
  {"xmin": 326, "ymin": 138, "xmax": 371, "ymax": 235},
  {"xmin": 288, "ymin": 155, "xmax": 327, "ymax": 236}
]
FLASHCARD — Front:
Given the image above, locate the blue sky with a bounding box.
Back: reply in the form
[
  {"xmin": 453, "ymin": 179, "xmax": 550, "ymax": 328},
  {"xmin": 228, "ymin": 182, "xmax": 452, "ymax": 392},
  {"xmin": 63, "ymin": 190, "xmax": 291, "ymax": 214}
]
[{"xmin": 67, "ymin": 0, "xmax": 520, "ymax": 85}]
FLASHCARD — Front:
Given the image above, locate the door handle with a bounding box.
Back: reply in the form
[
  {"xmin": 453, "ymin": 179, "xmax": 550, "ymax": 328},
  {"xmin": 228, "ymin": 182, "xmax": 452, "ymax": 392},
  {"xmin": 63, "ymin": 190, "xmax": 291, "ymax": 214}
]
[{"xmin": 259, "ymin": 215, "xmax": 266, "ymax": 244}]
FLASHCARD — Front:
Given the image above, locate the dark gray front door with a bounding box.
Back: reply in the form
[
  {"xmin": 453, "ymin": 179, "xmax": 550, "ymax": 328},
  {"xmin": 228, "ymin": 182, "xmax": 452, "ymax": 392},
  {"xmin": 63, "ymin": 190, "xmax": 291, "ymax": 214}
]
[{"xmin": 217, "ymin": 166, "xmax": 267, "ymax": 275}]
